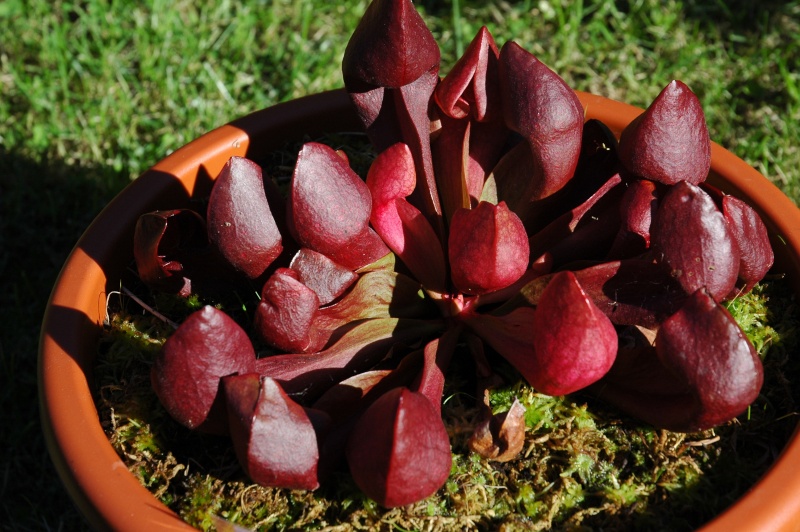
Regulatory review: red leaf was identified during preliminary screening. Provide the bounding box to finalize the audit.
[431,115,472,222]
[434,26,500,122]
[311,370,393,423]
[528,173,623,266]
[461,307,538,383]
[315,270,432,335]
[618,80,711,185]
[531,271,618,395]
[151,306,256,434]
[343,0,443,226]
[592,289,763,432]
[449,201,530,295]
[498,118,619,232]
[224,374,326,490]
[289,142,389,270]
[655,288,763,429]
[651,181,739,301]
[519,260,686,328]
[497,41,583,200]
[342,0,439,89]
[255,318,444,400]
[722,195,774,293]
[254,268,323,353]
[367,143,447,291]
[289,248,358,305]
[412,327,461,415]
[133,209,207,296]
[607,179,658,259]
[207,157,283,280]
[346,387,452,507]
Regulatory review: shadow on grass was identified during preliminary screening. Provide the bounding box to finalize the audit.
[0,145,130,530]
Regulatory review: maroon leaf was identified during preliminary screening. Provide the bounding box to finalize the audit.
[289,248,358,305]
[530,271,617,395]
[651,181,740,301]
[522,118,621,234]
[461,307,538,383]
[317,270,431,325]
[528,173,623,267]
[366,143,447,292]
[312,370,394,423]
[343,0,443,226]
[255,318,445,400]
[346,387,452,507]
[310,352,430,478]
[411,327,461,415]
[223,374,327,490]
[607,179,659,259]
[618,80,711,185]
[722,195,774,293]
[207,156,283,280]
[133,209,207,296]
[591,289,764,432]
[519,259,686,328]
[431,115,510,223]
[342,0,439,89]
[655,288,763,429]
[151,306,256,434]
[289,142,389,270]
[497,41,583,201]
[431,115,472,223]
[434,26,500,122]
[449,201,530,295]
[254,268,323,353]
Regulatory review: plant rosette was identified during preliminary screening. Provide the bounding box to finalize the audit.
[40,0,800,530]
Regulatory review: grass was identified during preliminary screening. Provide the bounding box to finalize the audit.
[1,0,799,529]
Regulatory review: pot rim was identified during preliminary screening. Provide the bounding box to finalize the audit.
[39,88,800,531]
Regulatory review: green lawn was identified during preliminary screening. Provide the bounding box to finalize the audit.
[1,0,798,529]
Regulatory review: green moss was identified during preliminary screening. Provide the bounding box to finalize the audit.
[96,267,800,530]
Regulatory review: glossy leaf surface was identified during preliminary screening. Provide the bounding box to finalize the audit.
[224,374,324,490]
[289,142,388,270]
[449,201,529,295]
[722,194,774,293]
[593,289,764,432]
[655,288,763,429]
[651,181,739,301]
[531,271,618,395]
[151,306,256,434]
[342,0,439,89]
[434,26,500,122]
[618,80,711,185]
[519,259,686,328]
[289,248,358,306]
[497,41,583,200]
[207,156,283,279]
[254,268,323,353]
[367,143,447,291]
[346,387,452,508]
[608,179,658,259]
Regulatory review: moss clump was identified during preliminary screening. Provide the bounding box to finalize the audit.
[95,277,800,531]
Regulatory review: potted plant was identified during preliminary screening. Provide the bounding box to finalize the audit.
[40,0,800,529]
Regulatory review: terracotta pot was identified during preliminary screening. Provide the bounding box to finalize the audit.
[39,89,800,531]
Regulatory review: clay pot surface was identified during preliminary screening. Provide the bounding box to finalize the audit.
[39,89,800,531]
